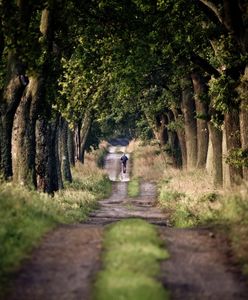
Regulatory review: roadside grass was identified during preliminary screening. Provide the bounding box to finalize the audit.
[0,158,111,296]
[158,167,248,274]
[95,146,109,168]
[128,140,248,276]
[128,177,140,197]
[94,219,170,300]
[127,140,167,182]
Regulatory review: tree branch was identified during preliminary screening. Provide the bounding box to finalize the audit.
[190,52,220,78]
[199,0,223,24]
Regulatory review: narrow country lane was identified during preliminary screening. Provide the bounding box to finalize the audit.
[88,145,167,225]
[7,143,167,300]
[7,143,248,300]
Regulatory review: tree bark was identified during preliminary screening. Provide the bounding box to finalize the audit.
[47,117,63,192]
[238,66,248,180]
[74,121,81,162]
[240,105,248,180]
[224,111,243,186]
[167,110,182,167]
[0,72,26,179]
[79,110,92,163]
[35,117,49,192]
[12,77,41,187]
[172,108,187,168]
[68,127,75,167]
[191,73,209,168]
[181,77,197,169]
[0,0,32,179]
[208,123,223,187]
[60,118,72,183]
[154,114,168,146]
[35,115,62,193]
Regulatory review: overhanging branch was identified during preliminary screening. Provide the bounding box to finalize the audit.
[199,0,223,24]
[190,52,220,77]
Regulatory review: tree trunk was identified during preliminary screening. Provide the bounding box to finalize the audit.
[191,73,209,168]
[224,111,243,186]
[181,77,197,169]
[47,117,63,192]
[12,77,41,187]
[0,0,32,179]
[238,67,248,180]
[79,110,92,163]
[155,114,168,146]
[68,128,75,167]
[60,118,72,182]
[172,108,187,168]
[208,123,223,187]
[74,121,81,162]
[240,105,248,180]
[143,111,168,146]
[167,110,182,167]
[35,117,50,192]
[0,72,26,179]
[35,115,62,193]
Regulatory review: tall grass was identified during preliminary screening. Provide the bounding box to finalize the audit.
[0,157,111,296]
[158,168,220,227]
[94,219,170,300]
[158,167,248,274]
[127,140,167,182]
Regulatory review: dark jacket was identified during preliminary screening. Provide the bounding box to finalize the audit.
[120,154,128,165]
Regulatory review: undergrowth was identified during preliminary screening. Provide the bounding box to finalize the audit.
[94,219,170,300]
[96,146,108,168]
[0,159,111,296]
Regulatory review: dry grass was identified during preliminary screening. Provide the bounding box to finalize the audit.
[128,140,168,182]
[162,167,220,199]
[127,139,248,274]
[158,166,248,274]
[74,153,108,178]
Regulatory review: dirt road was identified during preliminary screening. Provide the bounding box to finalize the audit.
[7,144,248,300]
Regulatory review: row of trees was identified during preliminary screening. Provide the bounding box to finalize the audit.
[0,0,247,192]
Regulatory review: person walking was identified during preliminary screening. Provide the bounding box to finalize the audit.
[120,153,128,173]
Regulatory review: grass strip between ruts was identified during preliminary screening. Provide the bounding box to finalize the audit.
[94,218,170,300]
[127,177,140,198]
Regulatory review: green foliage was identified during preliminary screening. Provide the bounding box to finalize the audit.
[158,185,221,228]
[159,189,185,202]
[226,148,248,168]
[94,219,169,300]
[209,75,239,112]
[128,177,140,197]
[96,147,109,168]
[166,117,184,132]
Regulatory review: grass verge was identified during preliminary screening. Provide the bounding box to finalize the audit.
[94,219,170,300]
[157,168,248,275]
[128,177,140,197]
[127,140,167,182]
[0,160,111,296]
